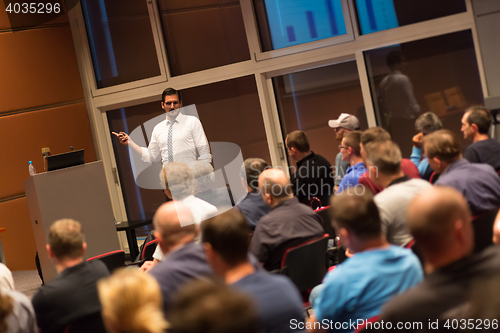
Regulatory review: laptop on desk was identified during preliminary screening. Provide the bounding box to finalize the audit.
[47,149,85,171]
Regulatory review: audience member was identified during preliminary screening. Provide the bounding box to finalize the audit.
[236,158,270,230]
[32,219,109,333]
[148,162,218,266]
[169,280,260,333]
[191,160,232,209]
[249,168,324,271]
[148,201,212,315]
[98,269,168,333]
[202,208,305,333]
[410,112,443,181]
[0,287,37,333]
[328,113,360,189]
[0,264,14,291]
[381,187,500,331]
[365,140,431,246]
[358,127,419,194]
[287,130,335,207]
[337,131,367,193]
[461,106,500,172]
[423,129,500,215]
[307,191,422,333]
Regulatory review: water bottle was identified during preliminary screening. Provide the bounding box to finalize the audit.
[28,161,37,176]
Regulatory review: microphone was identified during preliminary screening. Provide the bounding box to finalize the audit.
[70,146,74,151]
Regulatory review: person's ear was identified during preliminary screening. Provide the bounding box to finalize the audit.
[81,242,87,256]
[154,230,165,253]
[203,243,214,261]
[339,227,350,247]
[471,123,479,133]
[164,189,172,200]
[264,193,272,206]
[46,244,53,259]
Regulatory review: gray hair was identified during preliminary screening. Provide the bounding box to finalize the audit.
[415,112,443,134]
[240,158,268,191]
[365,140,402,176]
[189,161,214,193]
[161,162,195,200]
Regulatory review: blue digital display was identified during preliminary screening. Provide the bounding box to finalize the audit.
[355,0,399,34]
[264,0,347,50]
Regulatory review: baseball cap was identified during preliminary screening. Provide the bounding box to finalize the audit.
[328,113,360,131]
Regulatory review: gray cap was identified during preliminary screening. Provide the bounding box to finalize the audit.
[328,113,360,131]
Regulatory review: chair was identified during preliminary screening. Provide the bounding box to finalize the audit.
[309,197,322,210]
[142,239,158,261]
[315,206,335,240]
[279,234,329,294]
[87,250,125,273]
[472,208,500,253]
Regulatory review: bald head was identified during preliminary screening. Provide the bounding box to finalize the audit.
[407,186,472,256]
[258,168,293,201]
[153,201,196,252]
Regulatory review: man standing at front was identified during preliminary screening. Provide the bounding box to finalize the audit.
[113,87,212,165]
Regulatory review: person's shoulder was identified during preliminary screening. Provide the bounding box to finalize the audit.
[313,153,332,165]
[381,283,431,322]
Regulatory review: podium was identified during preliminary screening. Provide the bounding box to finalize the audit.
[24,161,120,282]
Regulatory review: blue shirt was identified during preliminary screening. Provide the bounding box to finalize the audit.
[337,162,367,193]
[314,246,423,333]
[410,147,433,181]
[237,191,270,230]
[435,158,500,216]
[232,271,305,333]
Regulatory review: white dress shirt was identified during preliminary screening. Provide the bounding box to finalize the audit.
[141,113,212,164]
[152,195,218,261]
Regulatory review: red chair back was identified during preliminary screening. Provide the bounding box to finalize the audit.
[142,239,158,261]
[87,250,125,273]
[280,234,329,292]
[315,206,335,240]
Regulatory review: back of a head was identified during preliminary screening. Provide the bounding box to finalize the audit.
[360,127,391,146]
[407,187,471,254]
[189,161,215,193]
[153,202,196,248]
[343,130,362,156]
[48,219,85,260]
[259,168,293,200]
[415,112,443,134]
[169,280,260,333]
[330,191,381,241]
[364,140,402,176]
[466,106,492,135]
[286,130,310,153]
[163,162,195,200]
[423,129,461,163]
[386,51,403,68]
[201,208,249,267]
[240,158,269,192]
[98,269,167,333]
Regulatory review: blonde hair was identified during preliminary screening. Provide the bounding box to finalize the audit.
[98,269,168,333]
[48,219,85,260]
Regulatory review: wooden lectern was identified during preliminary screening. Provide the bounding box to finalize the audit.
[24,161,120,282]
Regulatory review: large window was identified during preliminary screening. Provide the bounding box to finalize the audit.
[254,0,348,52]
[81,0,161,88]
[354,0,466,35]
[158,0,251,76]
[107,76,270,220]
[364,30,483,157]
[273,61,368,168]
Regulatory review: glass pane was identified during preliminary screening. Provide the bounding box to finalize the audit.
[355,0,466,35]
[273,61,368,174]
[107,76,270,221]
[254,0,347,52]
[81,0,161,88]
[364,30,483,158]
[157,0,250,76]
